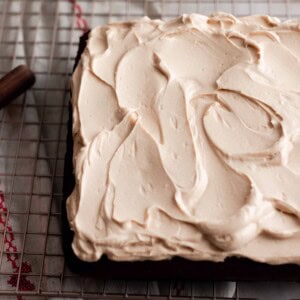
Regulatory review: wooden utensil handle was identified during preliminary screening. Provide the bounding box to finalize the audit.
[0,65,35,109]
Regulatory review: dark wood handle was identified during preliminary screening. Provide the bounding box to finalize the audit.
[0,65,35,109]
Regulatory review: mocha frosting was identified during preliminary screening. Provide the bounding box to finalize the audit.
[67,13,300,263]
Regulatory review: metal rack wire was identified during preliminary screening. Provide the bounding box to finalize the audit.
[0,0,300,299]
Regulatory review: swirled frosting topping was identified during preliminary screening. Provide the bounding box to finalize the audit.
[67,13,300,263]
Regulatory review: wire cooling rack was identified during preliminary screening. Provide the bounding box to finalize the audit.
[1,0,300,299]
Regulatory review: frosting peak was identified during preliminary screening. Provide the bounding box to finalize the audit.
[67,13,300,264]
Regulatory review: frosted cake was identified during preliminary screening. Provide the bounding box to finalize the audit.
[67,13,300,264]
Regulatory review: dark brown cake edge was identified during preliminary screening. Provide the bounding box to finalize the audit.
[62,31,300,280]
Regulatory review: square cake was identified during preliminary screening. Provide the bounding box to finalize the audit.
[67,13,300,264]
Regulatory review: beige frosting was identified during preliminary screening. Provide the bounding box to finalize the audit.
[67,13,300,264]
